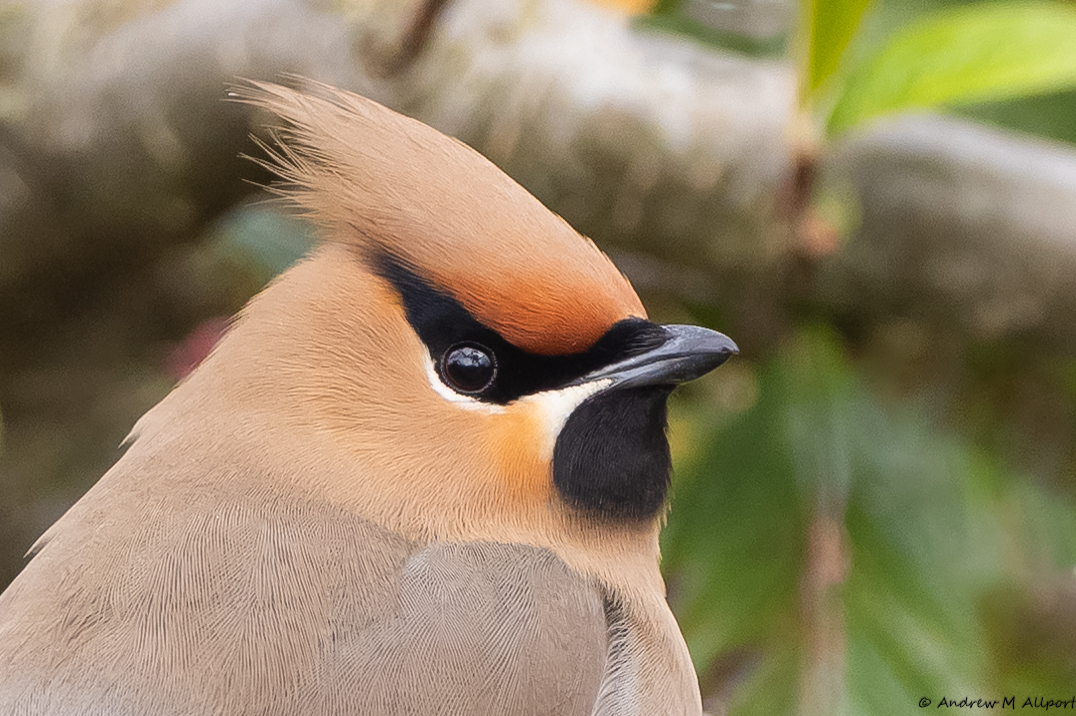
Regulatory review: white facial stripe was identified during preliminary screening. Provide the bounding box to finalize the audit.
[519,379,612,460]
[423,355,507,414]
[423,352,611,452]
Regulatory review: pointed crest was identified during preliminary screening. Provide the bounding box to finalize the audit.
[232,79,644,355]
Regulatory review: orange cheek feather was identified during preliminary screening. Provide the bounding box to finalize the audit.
[486,407,556,505]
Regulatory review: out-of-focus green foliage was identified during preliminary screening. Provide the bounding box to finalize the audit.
[664,330,1076,713]
[800,0,872,95]
[827,1,1076,134]
[640,0,788,56]
[635,11,786,57]
[645,0,1076,140]
[662,354,806,714]
[959,88,1076,146]
[829,0,1076,146]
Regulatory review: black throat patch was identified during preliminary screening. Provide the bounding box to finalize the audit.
[552,386,673,521]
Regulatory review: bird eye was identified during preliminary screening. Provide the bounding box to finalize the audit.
[440,343,497,394]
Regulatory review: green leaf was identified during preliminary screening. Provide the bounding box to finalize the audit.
[828,1,1076,135]
[804,0,873,96]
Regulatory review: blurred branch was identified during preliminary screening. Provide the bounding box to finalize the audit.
[0,0,796,297]
[820,114,1076,357]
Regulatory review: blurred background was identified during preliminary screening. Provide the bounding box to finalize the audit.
[2,0,1076,712]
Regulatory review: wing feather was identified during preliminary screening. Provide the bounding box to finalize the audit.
[0,489,607,715]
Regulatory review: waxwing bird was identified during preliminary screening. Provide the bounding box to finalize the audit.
[0,81,737,716]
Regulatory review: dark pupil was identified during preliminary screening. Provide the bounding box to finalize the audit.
[442,345,496,394]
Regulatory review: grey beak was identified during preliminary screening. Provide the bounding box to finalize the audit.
[575,324,738,390]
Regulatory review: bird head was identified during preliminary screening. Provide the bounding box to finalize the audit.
[135,81,736,552]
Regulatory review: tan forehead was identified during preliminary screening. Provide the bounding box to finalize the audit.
[238,80,645,354]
